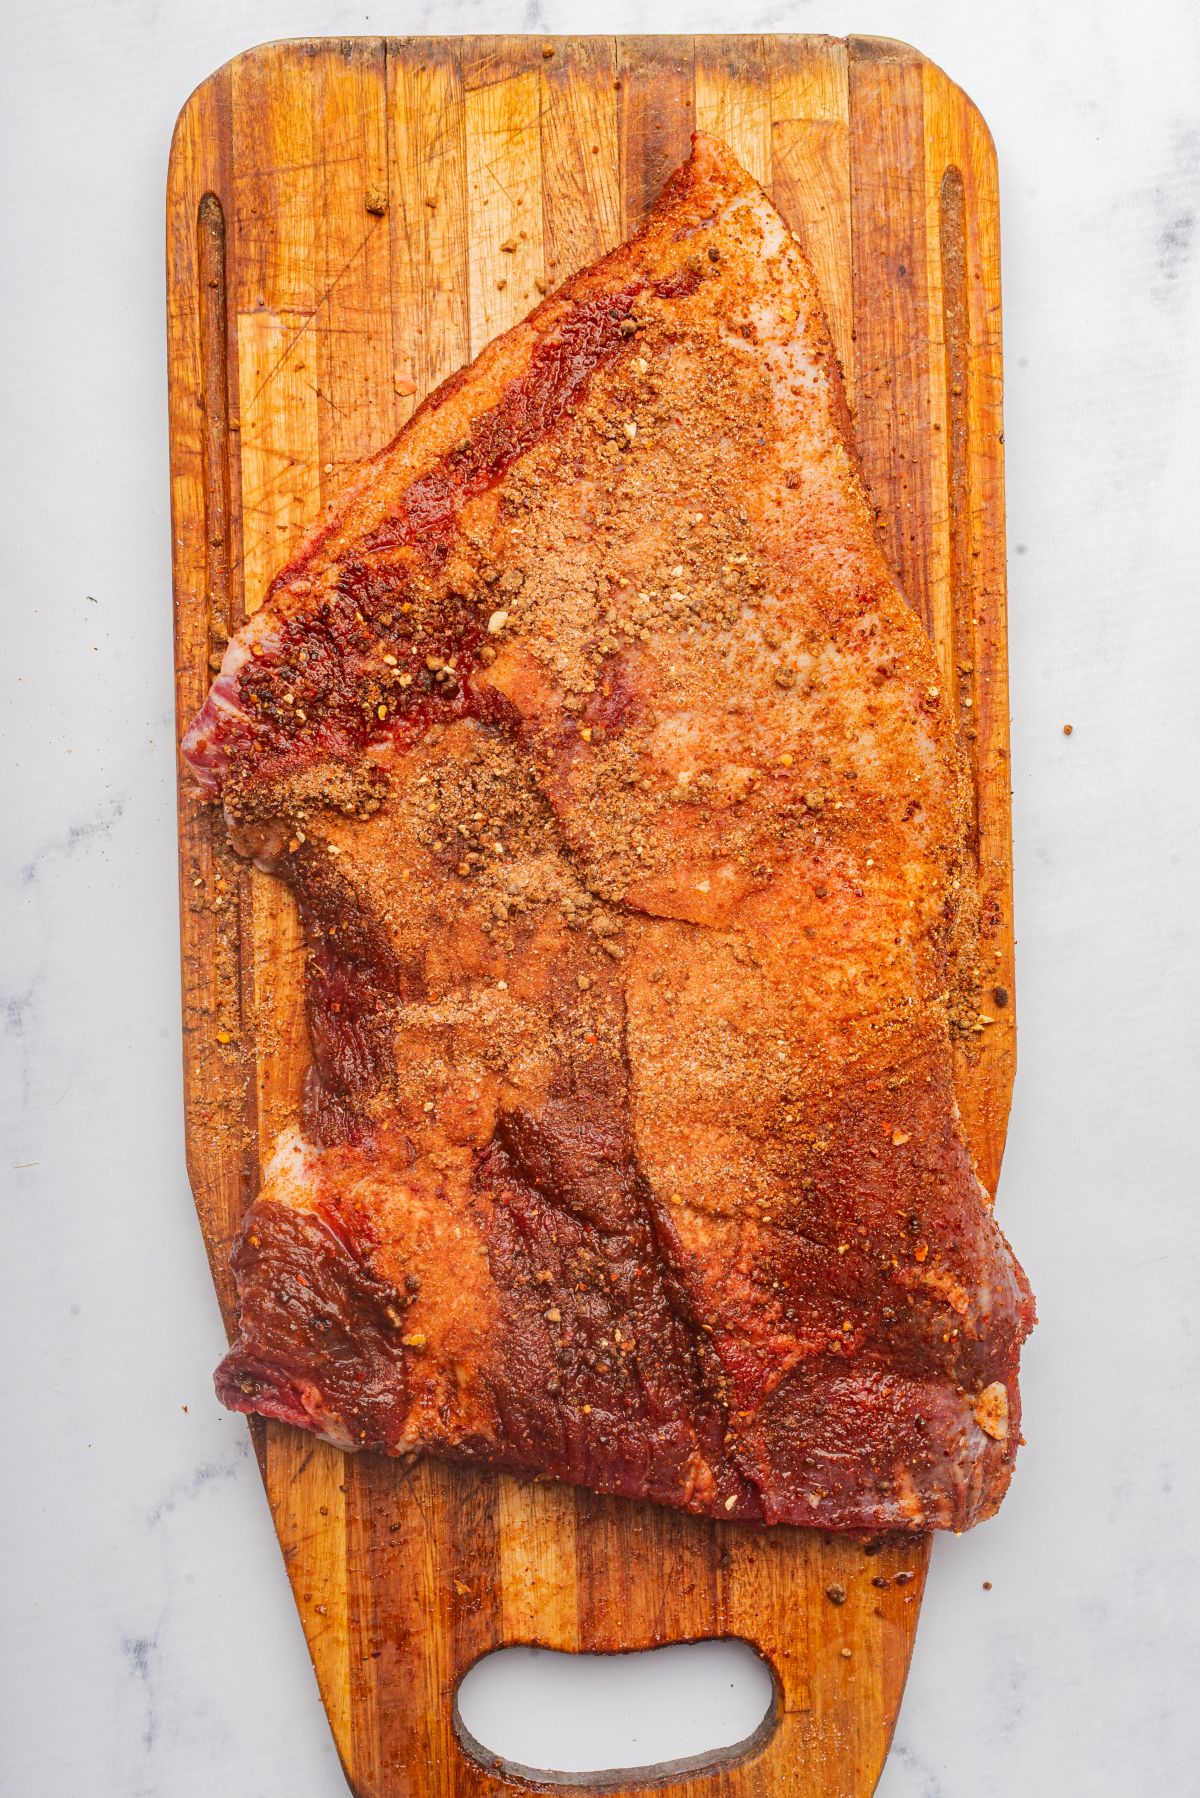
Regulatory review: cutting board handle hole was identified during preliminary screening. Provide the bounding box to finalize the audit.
[453,1639,778,1790]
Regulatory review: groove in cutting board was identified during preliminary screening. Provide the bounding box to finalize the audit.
[169,35,1013,1797]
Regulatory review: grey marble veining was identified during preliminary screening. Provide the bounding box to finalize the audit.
[2,0,1198,1793]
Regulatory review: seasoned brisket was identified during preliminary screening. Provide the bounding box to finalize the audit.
[183,134,1034,1531]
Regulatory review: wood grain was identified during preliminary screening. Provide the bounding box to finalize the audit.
[168,35,1013,1797]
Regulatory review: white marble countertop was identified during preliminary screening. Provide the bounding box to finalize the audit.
[3,0,1198,1791]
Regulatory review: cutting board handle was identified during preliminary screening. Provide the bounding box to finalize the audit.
[450,1638,780,1793]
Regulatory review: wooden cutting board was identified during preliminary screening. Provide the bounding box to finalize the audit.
[169,33,1014,1797]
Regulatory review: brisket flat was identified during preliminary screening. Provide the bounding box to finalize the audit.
[183,134,1034,1531]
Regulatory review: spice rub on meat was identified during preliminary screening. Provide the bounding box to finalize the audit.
[183,134,1035,1532]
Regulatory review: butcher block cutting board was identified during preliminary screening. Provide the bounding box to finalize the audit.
[169,34,1014,1798]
